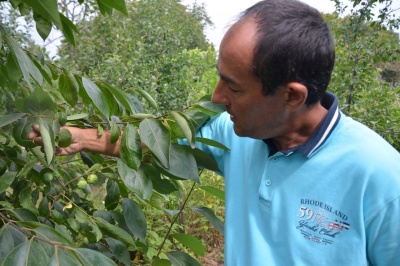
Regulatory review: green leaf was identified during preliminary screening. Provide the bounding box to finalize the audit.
[30,146,48,167]
[191,206,224,234]
[120,124,141,170]
[30,54,53,85]
[170,111,195,148]
[11,208,38,222]
[34,226,76,246]
[25,88,57,116]
[4,36,43,85]
[139,119,170,168]
[95,217,136,249]
[39,118,55,165]
[153,259,172,266]
[154,144,199,183]
[117,160,152,200]
[0,172,15,195]
[183,110,210,130]
[144,164,178,195]
[81,77,108,117]
[196,137,230,151]
[99,0,128,15]
[33,12,52,40]
[2,224,27,246]
[104,238,130,266]
[2,240,52,265]
[199,186,225,201]
[82,77,116,119]
[171,234,205,256]
[16,158,37,178]
[60,13,77,46]
[122,198,147,243]
[22,0,62,29]
[0,226,15,262]
[190,148,221,173]
[67,113,89,120]
[0,113,25,127]
[166,251,201,266]
[19,187,37,212]
[198,101,226,114]
[6,52,23,82]
[135,88,158,111]
[75,248,118,266]
[99,82,136,114]
[38,197,50,217]
[96,0,113,16]
[48,249,81,266]
[75,208,103,242]
[105,179,120,210]
[110,121,120,144]
[59,73,78,106]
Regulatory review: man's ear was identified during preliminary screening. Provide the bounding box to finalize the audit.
[284,82,308,110]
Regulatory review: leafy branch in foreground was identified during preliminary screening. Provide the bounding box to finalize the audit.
[0,0,224,265]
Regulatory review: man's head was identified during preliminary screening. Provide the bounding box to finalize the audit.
[239,0,335,105]
[212,0,334,142]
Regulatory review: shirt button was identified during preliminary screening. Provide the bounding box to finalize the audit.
[272,157,279,162]
[266,180,272,186]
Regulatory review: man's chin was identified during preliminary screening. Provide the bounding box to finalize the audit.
[233,126,247,137]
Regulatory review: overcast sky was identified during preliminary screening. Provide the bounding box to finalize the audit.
[181,0,337,48]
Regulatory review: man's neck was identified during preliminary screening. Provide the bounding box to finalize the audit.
[272,103,328,151]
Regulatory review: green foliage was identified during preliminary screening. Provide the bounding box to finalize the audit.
[326,0,400,150]
[57,0,217,114]
[0,0,223,265]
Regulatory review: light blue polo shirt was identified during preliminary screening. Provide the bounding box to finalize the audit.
[193,93,400,265]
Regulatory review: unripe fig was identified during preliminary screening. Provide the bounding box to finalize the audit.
[58,113,67,126]
[43,172,54,182]
[58,128,72,148]
[87,174,98,184]
[77,180,88,189]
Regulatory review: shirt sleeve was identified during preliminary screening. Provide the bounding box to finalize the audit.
[366,195,400,266]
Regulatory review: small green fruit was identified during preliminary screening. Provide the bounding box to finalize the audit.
[87,174,98,184]
[77,180,88,189]
[58,128,72,148]
[58,113,67,126]
[43,172,54,182]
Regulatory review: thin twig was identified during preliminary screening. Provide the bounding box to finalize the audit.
[156,171,203,257]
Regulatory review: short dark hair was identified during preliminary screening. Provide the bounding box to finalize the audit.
[239,0,335,105]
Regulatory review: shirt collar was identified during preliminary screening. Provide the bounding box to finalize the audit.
[264,92,341,157]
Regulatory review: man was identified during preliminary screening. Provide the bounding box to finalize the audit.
[31,0,400,265]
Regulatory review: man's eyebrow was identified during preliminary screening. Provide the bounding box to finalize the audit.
[215,64,236,84]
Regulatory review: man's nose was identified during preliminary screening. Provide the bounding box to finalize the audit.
[211,80,229,105]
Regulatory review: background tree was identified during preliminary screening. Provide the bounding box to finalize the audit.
[327,0,400,149]
[57,0,217,114]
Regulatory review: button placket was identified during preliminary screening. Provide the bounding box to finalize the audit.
[259,155,281,206]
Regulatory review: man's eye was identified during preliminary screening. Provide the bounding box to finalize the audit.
[228,85,239,93]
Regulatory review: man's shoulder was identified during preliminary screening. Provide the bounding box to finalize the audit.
[336,115,398,155]
[329,114,400,173]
